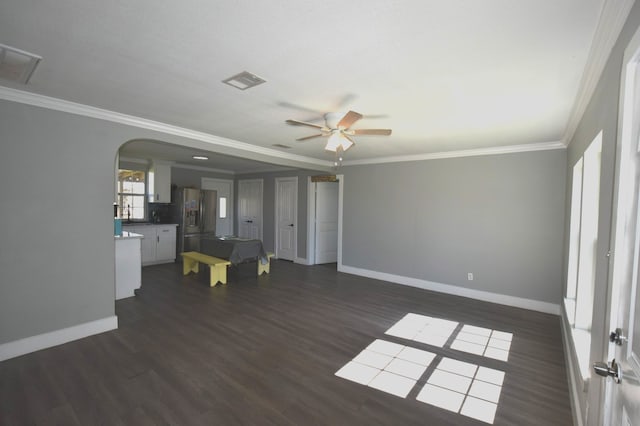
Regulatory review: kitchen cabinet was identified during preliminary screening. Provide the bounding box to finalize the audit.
[155,225,177,261]
[124,224,177,265]
[148,161,172,203]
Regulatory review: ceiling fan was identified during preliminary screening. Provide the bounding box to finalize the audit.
[285,110,391,152]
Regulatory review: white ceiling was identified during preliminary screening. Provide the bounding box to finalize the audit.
[0,0,608,169]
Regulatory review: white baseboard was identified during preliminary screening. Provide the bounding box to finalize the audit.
[338,264,561,315]
[0,315,118,362]
[294,257,311,265]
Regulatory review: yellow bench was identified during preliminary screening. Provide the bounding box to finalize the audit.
[181,251,231,287]
[258,252,275,276]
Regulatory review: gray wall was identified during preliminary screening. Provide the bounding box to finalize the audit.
[562,3,640,424]
[342,149,567,304]
[0,99,269,345]
[0,101,124,343]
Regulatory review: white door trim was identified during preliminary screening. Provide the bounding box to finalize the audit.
[306,174,344,267]
[274,176,298,260]
[307,177,316,265]
[336,174,344,269]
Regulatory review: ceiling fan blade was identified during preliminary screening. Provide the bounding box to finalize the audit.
[278,101,325,115]
[337,110,363,129]
[352,129,392,136]
[296,133,325,141]
[285,119,326,130]
[334,93,358,109]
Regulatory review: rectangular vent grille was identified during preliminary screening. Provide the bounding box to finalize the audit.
[0,44,41,84]
[222,71,266,90]
[272,144,292,149]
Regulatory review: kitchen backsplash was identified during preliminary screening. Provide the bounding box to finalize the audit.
[148,203,173,223]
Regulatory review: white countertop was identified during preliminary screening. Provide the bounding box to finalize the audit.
[115,231,144,240]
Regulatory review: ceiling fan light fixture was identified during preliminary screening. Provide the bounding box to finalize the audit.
[340,137,354,152]
[325,132,354,152]
[324,132,344,152]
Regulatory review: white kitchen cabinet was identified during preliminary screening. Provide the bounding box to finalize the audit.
[155,225,177,262]
[148,161,172,203]
[123,224,177,265]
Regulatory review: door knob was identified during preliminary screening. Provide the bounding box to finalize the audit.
[288,224,294,227]
[609,328,627,346]
[593,359,621,383]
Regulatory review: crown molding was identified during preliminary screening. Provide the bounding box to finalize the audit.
[235,166,299,176]
[0,86,566,168]
[563,0,635,146]
[119,157,292,176]
[171,162,235,175]
[342,140,566,166]
[0,86,333,170]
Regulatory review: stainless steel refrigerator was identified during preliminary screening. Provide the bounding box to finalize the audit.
[173,187,217,258]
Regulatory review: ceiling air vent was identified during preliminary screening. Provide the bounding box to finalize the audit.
[0,44,42,84]
[222,71,266,90]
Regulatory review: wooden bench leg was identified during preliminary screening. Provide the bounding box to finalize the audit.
[183,257,199,275]
[257,258,271,276]
[209,264,228,287]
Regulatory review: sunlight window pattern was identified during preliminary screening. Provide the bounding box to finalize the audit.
[385,313,458,347]
[417,357,505,424]
[336,314,512,423]
[450,325,513,361]
[335,339,436,398]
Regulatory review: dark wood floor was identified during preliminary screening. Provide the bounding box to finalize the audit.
[0,261,573,425]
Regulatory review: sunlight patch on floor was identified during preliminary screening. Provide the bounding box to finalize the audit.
[336,313,513,423]
[417,357,505,424]
[335,339,436,398]
[451,325,513,361]
[384,313,459,348]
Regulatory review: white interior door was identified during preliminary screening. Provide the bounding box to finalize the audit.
[315,181,339,264]
[275,177,297,261]
[602,27,640,426]
[238,179,263,240]
[202,178,233,236]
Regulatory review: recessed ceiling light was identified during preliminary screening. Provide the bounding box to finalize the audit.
[192,155,209,160]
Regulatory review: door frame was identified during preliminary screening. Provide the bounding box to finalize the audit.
[201,177,234,236]
[306,174,344,266]
[274,176,298,261]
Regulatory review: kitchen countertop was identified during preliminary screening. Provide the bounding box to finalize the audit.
[115,231,144,240]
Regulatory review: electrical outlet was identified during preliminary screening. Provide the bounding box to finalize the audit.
[467,273,473,281]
